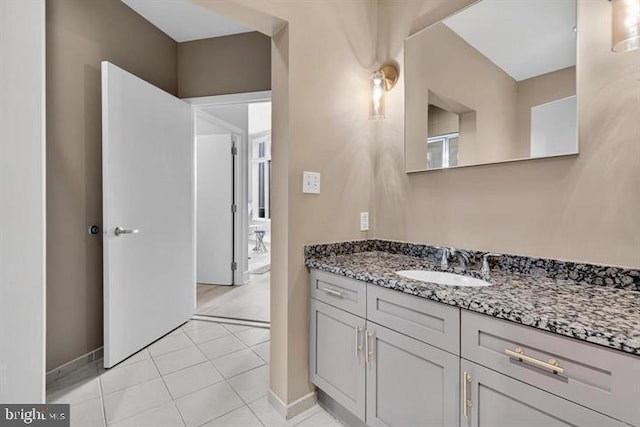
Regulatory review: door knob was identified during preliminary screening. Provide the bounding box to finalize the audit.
[114,227,139,237]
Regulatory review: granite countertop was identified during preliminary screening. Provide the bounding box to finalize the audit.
[305,250,640,356]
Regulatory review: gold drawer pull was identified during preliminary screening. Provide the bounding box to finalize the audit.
[321,287,344,298]
[505,347,565,375]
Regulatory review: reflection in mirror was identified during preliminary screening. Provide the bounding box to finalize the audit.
[405,0,578,172]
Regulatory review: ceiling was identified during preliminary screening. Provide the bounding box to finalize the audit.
[443,0,577,82]
[121,0,252,42]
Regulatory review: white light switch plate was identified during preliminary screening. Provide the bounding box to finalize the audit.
[360,212,369,231]
[302,171,321,194]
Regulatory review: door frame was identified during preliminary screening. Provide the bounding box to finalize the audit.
[186,91,272,286]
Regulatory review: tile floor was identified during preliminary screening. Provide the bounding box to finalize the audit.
[47,320,344,427]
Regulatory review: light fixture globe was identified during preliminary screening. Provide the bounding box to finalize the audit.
[612,0,640,52]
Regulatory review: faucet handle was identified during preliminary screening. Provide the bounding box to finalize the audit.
[481,253,501,276]
[438,247,450,269]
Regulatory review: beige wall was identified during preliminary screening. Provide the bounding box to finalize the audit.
[514,66,577,157]
[196,0,379,407]
[405,24,518,171]
[376,0,640,269]
[177,31,271,98]
[427,105,459,137]
[46,0,177,370]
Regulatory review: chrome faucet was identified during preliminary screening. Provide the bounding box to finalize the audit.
[481,253,501,279]
[450,248,471,270]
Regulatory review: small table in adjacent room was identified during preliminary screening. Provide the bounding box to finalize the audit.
[253,229,268,253]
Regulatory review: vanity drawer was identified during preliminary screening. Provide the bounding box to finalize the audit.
[310,269,366,317]
[367,284,460,355]
[461,311,640,426]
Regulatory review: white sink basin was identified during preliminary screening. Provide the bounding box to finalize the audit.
[395,270,492,287]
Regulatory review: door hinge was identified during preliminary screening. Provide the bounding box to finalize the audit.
[231,145,238,156]
[231,261,237,271]
[231,204,237,213]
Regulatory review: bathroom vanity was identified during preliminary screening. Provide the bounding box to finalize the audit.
[305,241,640,427]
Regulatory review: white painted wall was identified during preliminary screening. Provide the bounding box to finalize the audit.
[530,95,578,157]
[0,0,46,403]
[248,102,272,135]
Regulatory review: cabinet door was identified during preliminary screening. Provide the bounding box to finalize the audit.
[309,299,366,421]
[460,360,626,427]
[366,322,459,427]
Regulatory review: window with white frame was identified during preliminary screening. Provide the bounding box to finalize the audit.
[426,132,459,169]
[251,133,271,220]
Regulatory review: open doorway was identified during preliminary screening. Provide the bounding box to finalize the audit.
[188,93,272,324]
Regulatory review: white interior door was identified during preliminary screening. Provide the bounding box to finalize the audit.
[196,134,234,285]
[102,61,194,368]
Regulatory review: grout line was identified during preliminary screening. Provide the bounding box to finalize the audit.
[148,350,188,427]
[96,367,108,427]
[182,324,250,427]
[244,398,267,427]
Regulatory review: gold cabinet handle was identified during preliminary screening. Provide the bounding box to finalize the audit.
[365,331,374,364]
[321,287,344,298]
[505,347,565,375]
[463,372,472,418]
[355,326,362,357]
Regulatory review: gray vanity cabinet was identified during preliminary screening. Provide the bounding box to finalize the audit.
[309,270,460,426]
[309,298,366,421]
[460,360,626,427]
[365,322,459,427]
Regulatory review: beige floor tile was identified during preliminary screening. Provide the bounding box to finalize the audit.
[203,405,263,427]
[183,323,230,344]
[234,328,270,347]
[197,335,247,361]
[153,346,206,376]
[163,362,223,399]
[48,376,101,406]
[148,333,194,358]
[181,320,221,333]
[102,378,172,424]
[109,401,184,427]
[211,348,266,379]
[250,342,269,364]
[118,348,151,367]
[222,323,253,334]
[294,410,344,427]
[196,273,270,322]
[174,382,244,427]
[227,365,269,403]
[100,358,159,395]
[70,396,106,427]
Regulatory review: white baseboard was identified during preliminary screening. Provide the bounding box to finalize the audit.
[268,389,317,420]
[46,347,103,385]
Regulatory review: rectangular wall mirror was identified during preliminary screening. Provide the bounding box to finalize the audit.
[404,0,578,173]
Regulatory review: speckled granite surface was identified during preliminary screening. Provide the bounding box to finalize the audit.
[304,242,640,356]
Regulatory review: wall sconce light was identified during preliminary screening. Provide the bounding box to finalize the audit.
[369,64,399,120]
[611,0,640,52]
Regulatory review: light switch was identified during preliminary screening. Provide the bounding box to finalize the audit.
[360,212,369,231]
[302,171,321,194]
